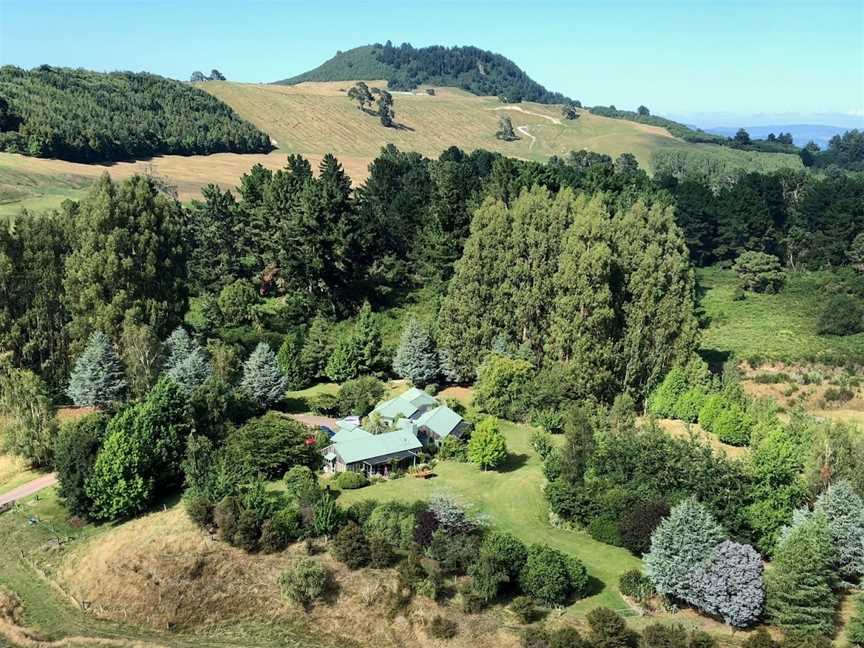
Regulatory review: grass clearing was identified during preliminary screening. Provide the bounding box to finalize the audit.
[200,81,788,175]
[698,266,864,364]
[338,420,640,616]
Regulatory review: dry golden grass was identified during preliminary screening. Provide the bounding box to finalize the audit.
[200,81,686,172]
[57,505,519,647]
[652,418,750,460]
[0,150,371,208]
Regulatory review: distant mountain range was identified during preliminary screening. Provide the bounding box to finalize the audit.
[704,124,851,149]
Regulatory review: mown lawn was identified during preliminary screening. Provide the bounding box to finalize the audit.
[698,266,864,364]
[337,421,640,616]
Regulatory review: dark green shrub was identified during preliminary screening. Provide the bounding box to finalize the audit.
[618,569,655,599]
[742,628,778,648]
[619,499,670,556]
[817,294,864,336]
[509,596,537,624]
[519,544,588,606]
[733,251,785,293]
[54,412,108,518]
[279,559,331,609]
[217,279,259,326]
[271,505,303,542]
[779,635,832,648]
[396,549,428,591]
[437,435,467,461]
[368,536,397,568]
[184,491,213,528]
[468,556,509,602]
[364,501,416,548]
[458,587,485,614]
[331,522,370,569]
[336,377,385,417]
[214,495,241,542]
[480,530,528,579]
[688,630,719,648]
[549,627,587,648]
[233,509,261,551]
[346,499,378,525]
[334,470,369,490]
[259,518,290,553]
[283,465,322,506]
[308,392,339,415]
[641,623,688,648]
[586,607,639,648]
[226,412,320,479]
[427,529,482,575]
[587,515,622,546]
[428,615,458,639]
[824,386,854,403]
[519,626,550,648]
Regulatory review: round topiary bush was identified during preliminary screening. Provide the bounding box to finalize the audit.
[279,559,332,609]
[618,568,655,599]
[331,522,371,569]
[334,470,369,490]
[713,403,752,446]
[519,544,588,606]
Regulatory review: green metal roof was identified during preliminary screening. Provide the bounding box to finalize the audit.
[373,396,417,420]
[331,427,373,443]
[332,430,422,465]
[415,405,463,438]
[372,387,439,420]
[401,387,439,410]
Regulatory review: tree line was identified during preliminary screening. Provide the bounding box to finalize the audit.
[372,41,572,104]
[0,65,271,162]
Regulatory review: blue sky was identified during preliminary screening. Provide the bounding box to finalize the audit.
[1,0,862,124]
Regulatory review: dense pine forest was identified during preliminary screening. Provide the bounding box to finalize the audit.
[278,42,570,103]
[0,66,272,162]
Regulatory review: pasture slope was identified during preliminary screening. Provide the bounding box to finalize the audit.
[1,80,801,217]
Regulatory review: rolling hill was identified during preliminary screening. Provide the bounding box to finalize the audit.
[276,42,570,104]
[0,80,803,217]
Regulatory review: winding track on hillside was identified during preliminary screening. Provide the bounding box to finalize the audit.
[516,125,536,150]
[491,104,562,125]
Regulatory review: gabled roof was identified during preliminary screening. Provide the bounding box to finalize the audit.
[331,427,373,443]
[401,387,439,410]
[332,430,422,465]
[373,396,418,420]
[415,405,464,438]
[373,387,439,420]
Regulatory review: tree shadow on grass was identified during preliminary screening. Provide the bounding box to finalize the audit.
[497,453,529,474]
[698,348,731,374]
[580,575,606,599]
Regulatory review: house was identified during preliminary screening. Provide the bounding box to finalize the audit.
[321,387,471,475]
[372,386,470,447]
[372,387,439,423]
[323,428,422,476]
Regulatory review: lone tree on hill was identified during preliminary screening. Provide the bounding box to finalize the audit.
[734,128,752,146]
[347,82,374,111]
[209,69,226,81]
[67,331,127,407]
[372,88,395,127]
[637,105,650,116]
[561,103,580,120]
[496,114,519,141]
[190,71,206,83]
